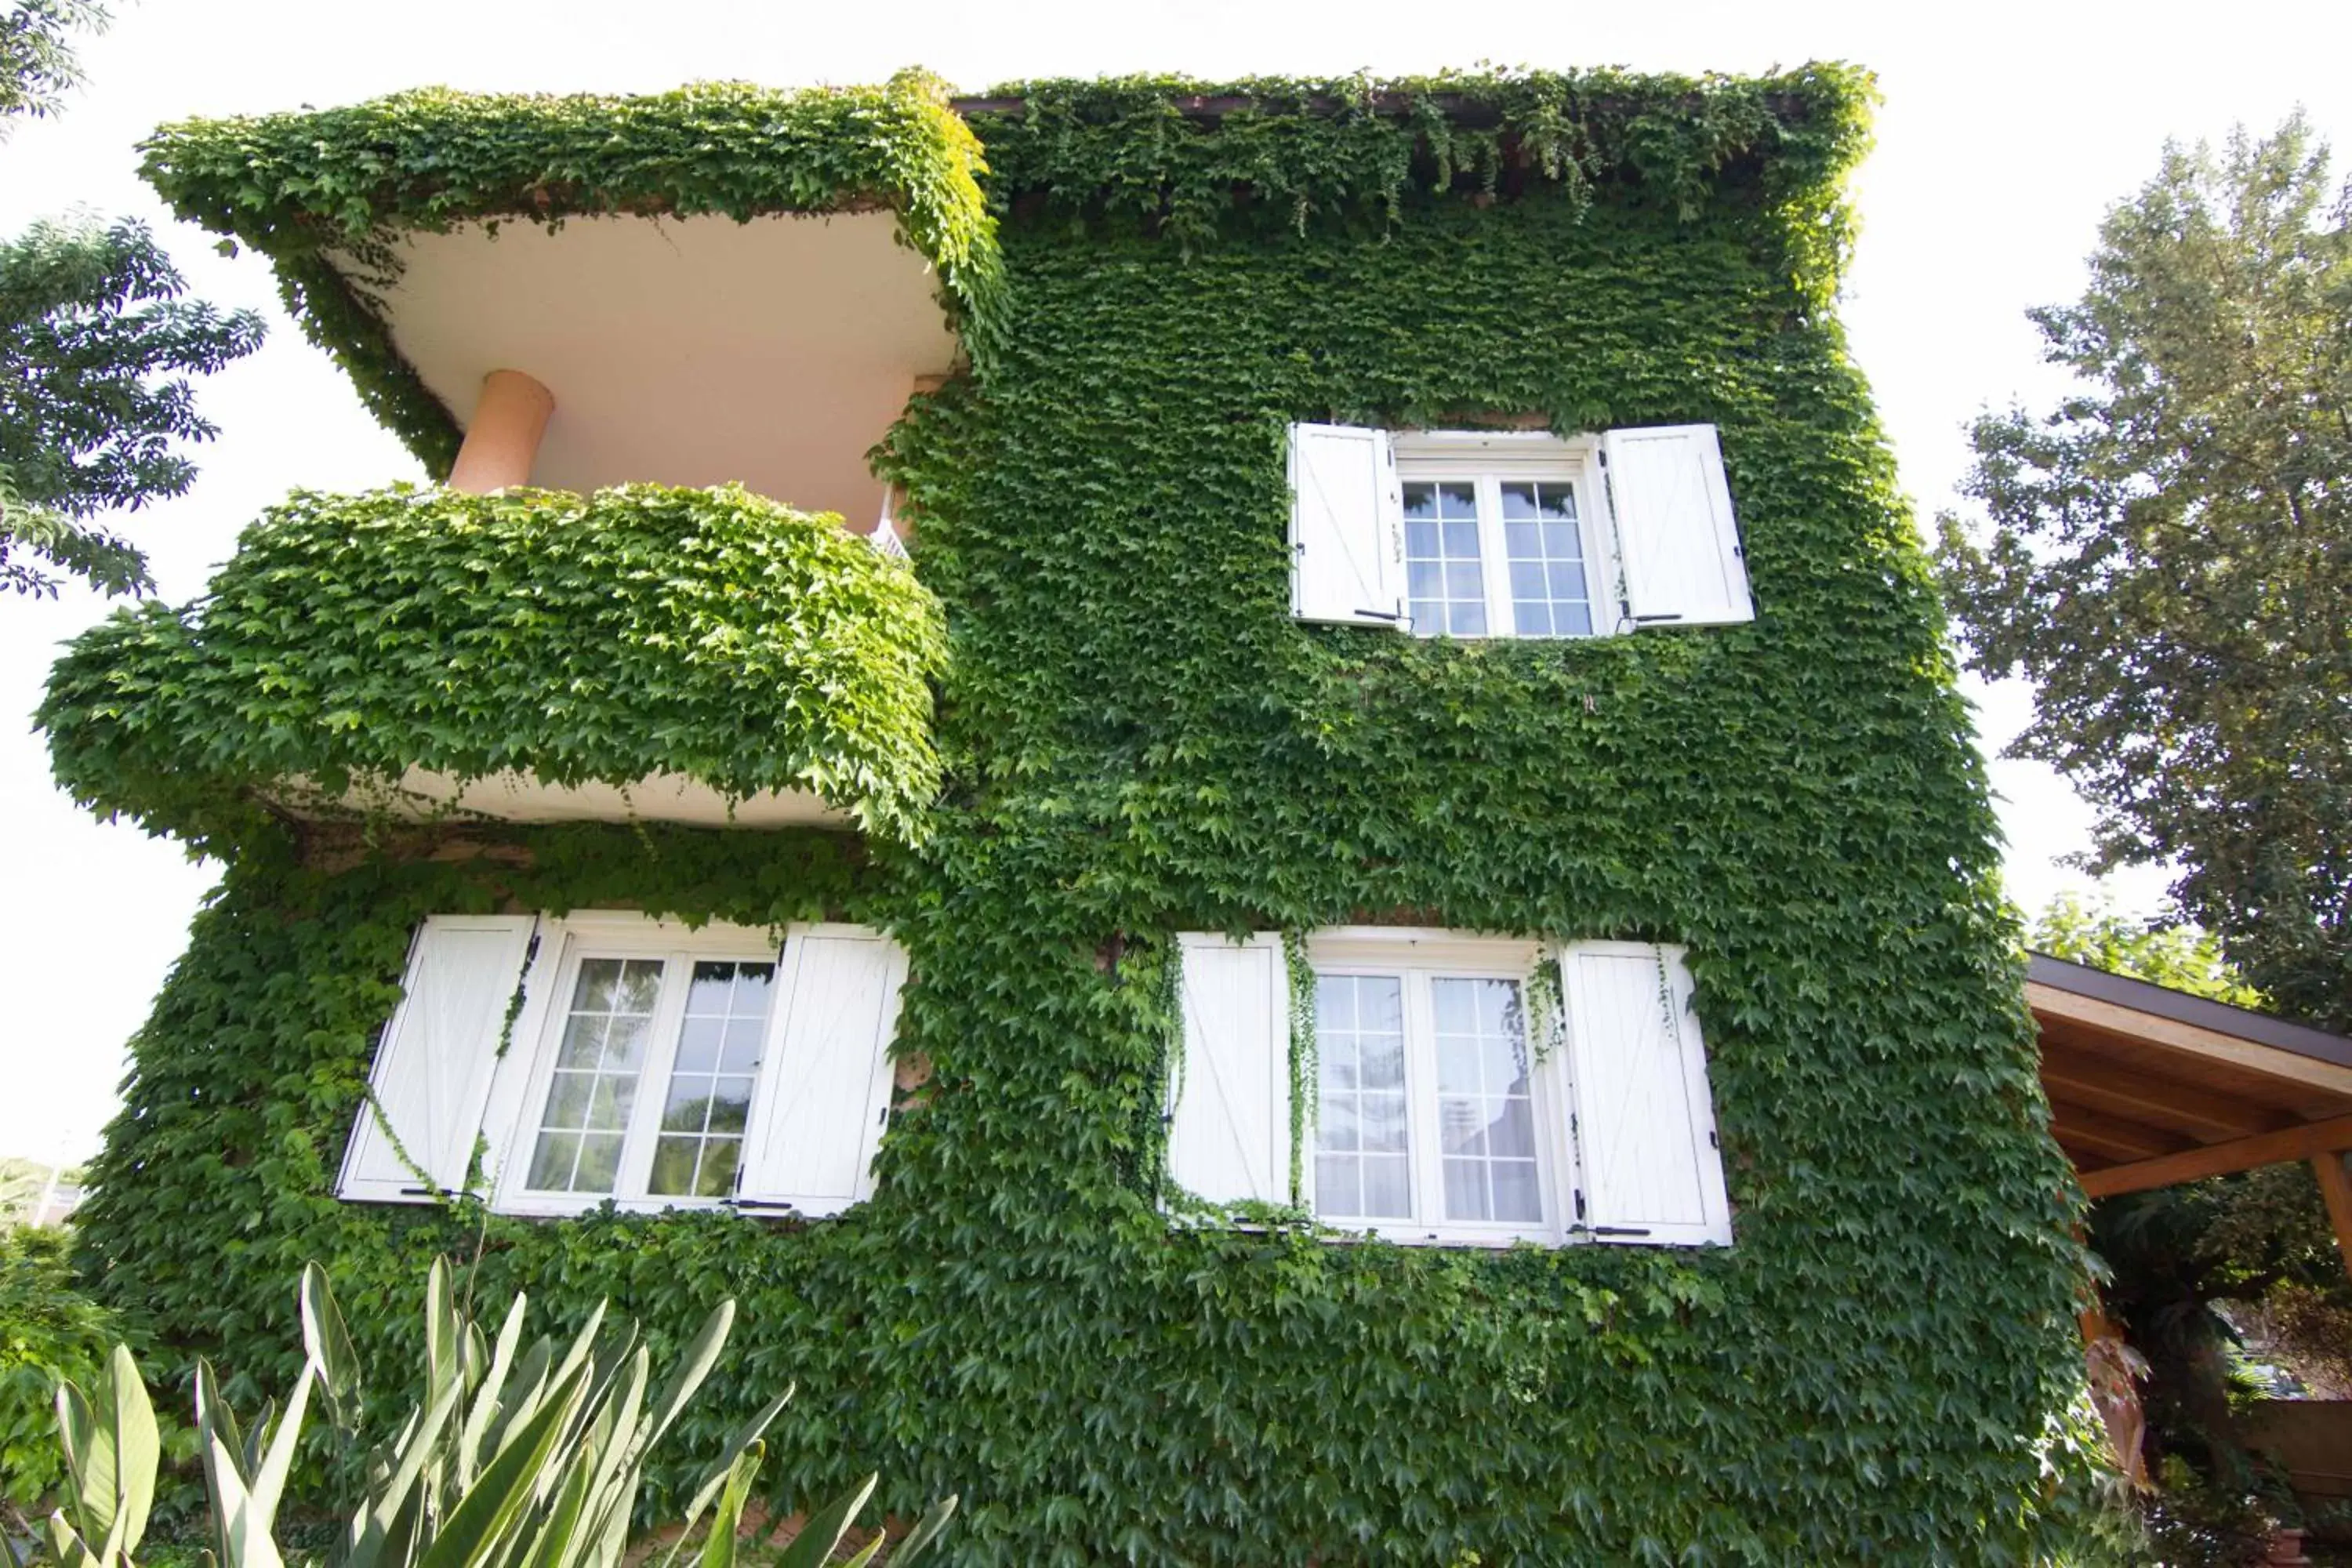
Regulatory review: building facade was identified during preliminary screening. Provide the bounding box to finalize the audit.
[43,67,2114,1562]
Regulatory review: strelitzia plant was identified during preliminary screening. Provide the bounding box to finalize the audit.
[42,1260,951,1568]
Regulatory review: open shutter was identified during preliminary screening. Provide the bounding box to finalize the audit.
[1601,423,1752,626]
[1288,423,1405,627]
[870,486,909,561]
[339,915,535,1203]
[1559,942,1732,1246]
[736,927,906,1218]
[1168,933,1291,1206]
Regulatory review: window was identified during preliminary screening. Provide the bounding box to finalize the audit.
[1287,422,1753,635]
[1305,933,1559,1243]
[1399,462,1599,639]
[1167,928,1733,1248]
[338,913,906,1221]
[521,953,774,1202]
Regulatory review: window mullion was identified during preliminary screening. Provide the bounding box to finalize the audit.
[1404,970,1443,1233]
[1478,474,1513,637]
[615,953,691,1203]
[501,934,577,1210]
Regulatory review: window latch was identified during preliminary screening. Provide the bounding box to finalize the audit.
[1355,608,1403,622]
[729,1199,797,1214]
[1573,1189,1586,1221]
[1592,1225,1652,1238]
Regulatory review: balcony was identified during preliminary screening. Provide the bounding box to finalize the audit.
[140,71,1002,527]
[40,484,946,848]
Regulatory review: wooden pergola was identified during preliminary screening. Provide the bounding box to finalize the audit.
[2032,953,2352,1265]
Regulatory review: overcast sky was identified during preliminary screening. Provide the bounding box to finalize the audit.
[3,0,2343,1169]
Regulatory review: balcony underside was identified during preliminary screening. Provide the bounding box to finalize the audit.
[356,210,958,523]
[278,768,849,829]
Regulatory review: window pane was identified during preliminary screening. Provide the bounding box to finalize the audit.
[1445,1158,1489,1221]
[527,957,664,1193]
[1504,480,1592,639]
[1432,977,1540,1225]
[573,1134,623,1193]
[1403,477,1487,638]
[673,1016,723,1074]
[1315,975,1410,1221]
[1361,1156,1412,1218]
[646,959,775,1198]
[1492,1160,1542,1222]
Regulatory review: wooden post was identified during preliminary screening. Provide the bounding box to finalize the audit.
[2310,1151,2352,1283]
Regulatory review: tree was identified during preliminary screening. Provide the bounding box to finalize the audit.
[0,2,263,599]
[2033,891,2263,1007]
[0,218,264,595]
[1938,117,2352,1031]
[0,1,105,129]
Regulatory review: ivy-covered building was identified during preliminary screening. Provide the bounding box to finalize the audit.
[42,66,2115,1561]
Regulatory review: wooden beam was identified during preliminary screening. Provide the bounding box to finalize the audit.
[2030,982,2352,1098]
[2313,1152,2352,1285]
[2079,1112,2352,1199]
[2041,1047,2289,1140]
[2049,1101,2192,1162]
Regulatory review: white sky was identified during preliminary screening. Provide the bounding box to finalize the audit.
[3,0,2344,1168]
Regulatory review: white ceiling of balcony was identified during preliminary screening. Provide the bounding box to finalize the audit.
[360,211,959,527]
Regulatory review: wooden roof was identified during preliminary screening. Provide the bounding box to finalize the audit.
[2031,953,2352,1199]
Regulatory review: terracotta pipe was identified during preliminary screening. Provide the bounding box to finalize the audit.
[446,369,555,493]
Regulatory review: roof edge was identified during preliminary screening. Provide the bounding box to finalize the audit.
[2027,950,2352,1069]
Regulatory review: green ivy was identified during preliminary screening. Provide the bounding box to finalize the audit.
[39,483,946,848]
[48,68,2129,1563]
[136,69,1003,475]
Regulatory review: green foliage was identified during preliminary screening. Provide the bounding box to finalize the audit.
[38,1258,953,1568]
[0,214,265,597]
[136,71,1001,477]
[971,65,1875,304]
[55,71,2129,1562]
[0,0,104,130]
[2031,894,2264,1008]
[2,1229,147,1518]
[39,484,946,848]
[1936,117,2352,1030]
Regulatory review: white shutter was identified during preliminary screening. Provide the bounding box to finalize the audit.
[1601,423,1753,626]
[737,927,906,1217]
[338,915,536,1203]
[870,486,909,561]
[1288,423,1406,627]
[1168,933,1291,1206]
[1559,942,1732,1246]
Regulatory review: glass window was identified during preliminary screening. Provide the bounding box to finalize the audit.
[522,949,777,1203]
[1311,963,1548,1238]
[1500,481,1593,637]
[1395,460,1598,639]
[648,961,774,1198]
[1314,975,1412,1219]
[1432,978,1538,1222]
[528,957,662,1193]
[1403,481,1487,636]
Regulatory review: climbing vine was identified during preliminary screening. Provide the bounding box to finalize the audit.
[44,67,2124,1564]
[40,483,946,848]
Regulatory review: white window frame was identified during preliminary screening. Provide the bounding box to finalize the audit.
[1390,431,1623,641]
[484,913,845,1218]
[1302,928,1574,1248]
